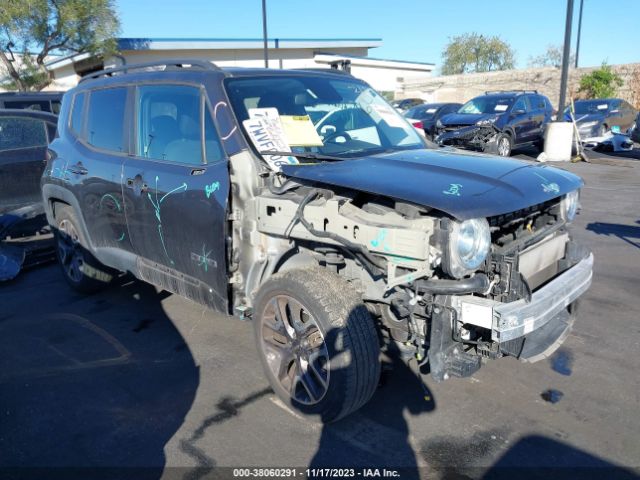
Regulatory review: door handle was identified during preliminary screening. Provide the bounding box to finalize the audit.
[126,177,149,192]
[67,163,88,175]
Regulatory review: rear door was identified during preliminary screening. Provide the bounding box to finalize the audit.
[122,83,229,311]
[529,95,548,141]
[73,87,134,252]
[510,96,532,143]
[0,115,49,214]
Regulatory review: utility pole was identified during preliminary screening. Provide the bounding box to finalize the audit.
[558,0,574,115]
[575,0,584,68]
[262,0,269,68]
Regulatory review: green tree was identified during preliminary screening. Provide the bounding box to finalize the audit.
[441,33,515,75]
[578,63,624,99]
[528,44,575,69]
[0,0,120,91]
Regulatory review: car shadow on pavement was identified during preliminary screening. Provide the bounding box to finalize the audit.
[0,271,200,480]
[309,345,436,480]
[482,435,640,480]
[586,220,640,250]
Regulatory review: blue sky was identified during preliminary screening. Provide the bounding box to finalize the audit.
[115,0,639,71]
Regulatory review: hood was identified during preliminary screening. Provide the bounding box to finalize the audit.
[280,149,583,220]
[440,113,500,126]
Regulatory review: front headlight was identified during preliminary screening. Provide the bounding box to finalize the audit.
[444,218,491,278]
[476,117,498,126]
[561,190,580,222]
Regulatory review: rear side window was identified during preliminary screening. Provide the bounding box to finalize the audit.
[136,85,203,165]
[70,92,86,136]
[87,88,127,152]
[0,117,47,150]
[532,95,546,110]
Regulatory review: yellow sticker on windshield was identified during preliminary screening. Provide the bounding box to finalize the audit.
[280,115,324,146]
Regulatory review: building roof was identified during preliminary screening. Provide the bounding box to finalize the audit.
[117,37,383,51]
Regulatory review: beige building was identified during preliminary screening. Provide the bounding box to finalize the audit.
[43,37,434,93]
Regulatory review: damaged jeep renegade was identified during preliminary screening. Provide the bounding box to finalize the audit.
[42,60,593,422]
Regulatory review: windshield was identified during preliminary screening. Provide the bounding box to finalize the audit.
[224,75,424,159]
[567,100,612,115]
[459,96,514,114]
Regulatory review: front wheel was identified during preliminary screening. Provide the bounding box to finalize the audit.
[253,268,381,423]
[496,133,512,157]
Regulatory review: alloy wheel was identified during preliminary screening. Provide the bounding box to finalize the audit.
[57,219,85,283]
[259,295,330,405]
[498,137,510,156]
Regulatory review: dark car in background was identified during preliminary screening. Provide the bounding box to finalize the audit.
[0,92,63,114]
[391,97,424,112]
[403,102,462,140]
[0,109,58,217]
[435,90,554,157]
[564,98,637,139]
[631,112,640,143]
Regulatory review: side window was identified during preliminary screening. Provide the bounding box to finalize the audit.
[0,117,47,151]
[137,85,203,165]
[86,87,127,152]
[70,92,86,136]
[513,96,529,113]
[204,106,224,163]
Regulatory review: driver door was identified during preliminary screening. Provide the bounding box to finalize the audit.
[122,84,229,311]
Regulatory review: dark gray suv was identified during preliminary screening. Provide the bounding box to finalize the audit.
[42,60,592,422]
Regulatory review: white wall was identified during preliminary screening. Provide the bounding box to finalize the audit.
[47,46,433,94]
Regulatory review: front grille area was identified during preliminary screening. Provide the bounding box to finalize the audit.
[485,199,565,302]
[488,198,562,253]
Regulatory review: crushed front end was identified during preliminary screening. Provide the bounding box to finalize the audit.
[425,197,592,381]
[435,124,500,152]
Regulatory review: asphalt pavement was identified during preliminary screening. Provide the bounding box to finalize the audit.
[1,153,639,480]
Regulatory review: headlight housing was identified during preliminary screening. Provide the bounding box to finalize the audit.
[476,117,498,126]
[444,218,491,278]
[561,189,580,222]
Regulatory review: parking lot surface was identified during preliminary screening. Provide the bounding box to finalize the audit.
[1,155,639,479]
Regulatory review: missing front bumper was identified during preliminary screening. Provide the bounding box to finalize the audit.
[454,252,592,339]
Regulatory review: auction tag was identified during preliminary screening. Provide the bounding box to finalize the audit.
[242,117,298,171]
[494,104,509,112]
[426,108,437,113]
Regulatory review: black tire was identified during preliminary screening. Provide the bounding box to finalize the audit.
[253,268,381,423]
[495,133,512,157]
[54,205,113,293]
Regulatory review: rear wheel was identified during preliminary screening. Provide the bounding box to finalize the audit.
[54,206,113,293]
[253,268,380,422]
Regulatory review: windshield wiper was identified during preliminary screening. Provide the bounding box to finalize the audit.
[259,151,345,162]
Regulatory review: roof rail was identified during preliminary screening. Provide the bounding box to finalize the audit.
[79,59,221,83]
[484,89,538,95]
